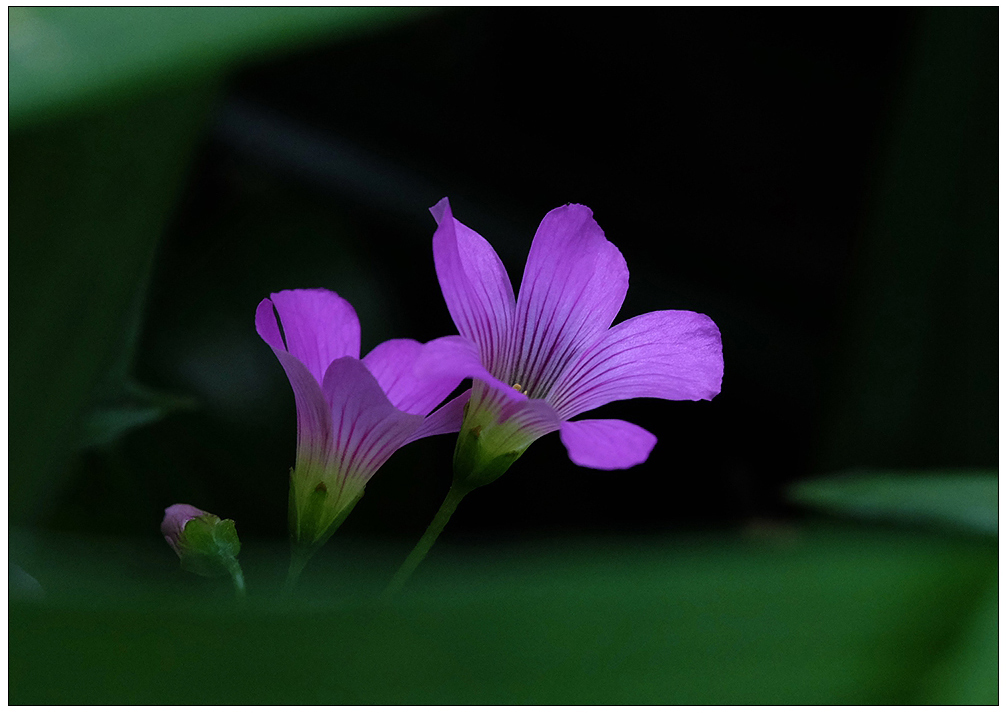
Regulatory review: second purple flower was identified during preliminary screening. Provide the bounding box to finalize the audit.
[256,289,467,553]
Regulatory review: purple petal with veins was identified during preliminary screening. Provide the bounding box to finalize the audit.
[430,198,723,470]
[431,198,516,378]
[257,289,466,536]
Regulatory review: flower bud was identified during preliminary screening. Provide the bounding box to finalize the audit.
[161,503,242,579]
[161,504,207,554]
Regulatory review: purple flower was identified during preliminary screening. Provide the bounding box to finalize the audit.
[420,199,723,485]
[256,288,467,547]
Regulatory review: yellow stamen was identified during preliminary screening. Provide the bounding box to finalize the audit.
[512,383,530,396]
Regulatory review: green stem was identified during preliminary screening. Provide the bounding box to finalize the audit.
[382,484,470,600]
[229,561,246,598]
[283,545,313,596]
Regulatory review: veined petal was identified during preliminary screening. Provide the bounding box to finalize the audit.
[549,310,723,420]
[414,335,527,405]
[320,357,425,499]
[403,390,471,445]
[512,204,629,398]
[265,346,333,473]
[559,419,657,470]
[431,198,516,377]
[256,299,332,468]
[363,338,464,416]
[267,289,361,384]
[496,395,563,443]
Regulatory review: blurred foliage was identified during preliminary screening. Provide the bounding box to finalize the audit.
[79,253,198,450]
[916,576,998,705]
[9,524,997,704]
[818,7,997,470]
[9,6,424,526]
[9,7,427,128]
[9,86,215,525]
[81,379,198,450]
[791,471,997,536]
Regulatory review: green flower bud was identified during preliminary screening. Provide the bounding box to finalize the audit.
[161,504,243,581]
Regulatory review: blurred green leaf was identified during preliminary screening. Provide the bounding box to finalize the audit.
[9,6,434,528]
[9,562,45,600]
[916,575,997,704]
[81,380,197,450]
[78,240,197,450]
[9,7,429,127]
[790,472,997,536]
[818,8,996,470]
[9,525,996,704]
[9,87,215,526]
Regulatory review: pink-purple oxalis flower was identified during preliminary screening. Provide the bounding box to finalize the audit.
[419,198,723,485]
[256,289,467,547]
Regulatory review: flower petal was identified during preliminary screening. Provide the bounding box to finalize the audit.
[431,198,516,377]
[559,419,657,470]
[403,390,471,445]
[548,310,723,420]
[254,297,286,353]
[256,298,332,468]
[413,335,527,404]
[267,289,361,384]
[512,204,629,398]
[320,357,424,497]
[363,338,465,416]
[496,395,563,444]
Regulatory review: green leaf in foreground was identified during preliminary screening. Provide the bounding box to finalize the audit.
[789,471,997,536]
[9,525,997,704]
[916,575,997,704]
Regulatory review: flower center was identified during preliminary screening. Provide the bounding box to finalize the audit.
[511,383,530,396]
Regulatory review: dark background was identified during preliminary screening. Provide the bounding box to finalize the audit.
[21,8,998,541]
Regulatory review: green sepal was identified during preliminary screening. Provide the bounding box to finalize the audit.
[177,515,242,578]
[288,468,364,552]
[452,423,526,491]
[286,484,364,590]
